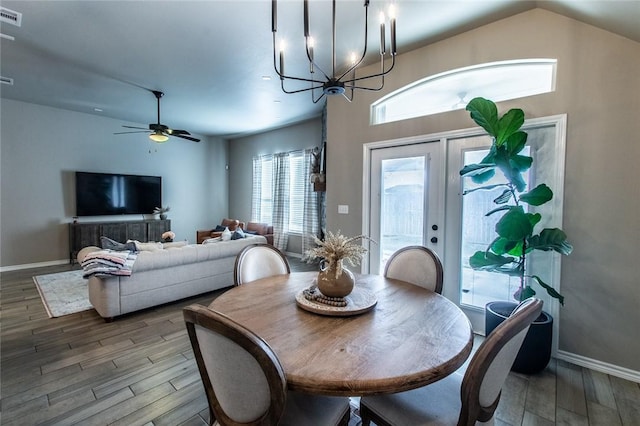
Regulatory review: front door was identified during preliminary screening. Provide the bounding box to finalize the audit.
[366,141,443,274]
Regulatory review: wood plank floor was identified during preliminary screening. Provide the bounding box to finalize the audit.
[1,261,639,425]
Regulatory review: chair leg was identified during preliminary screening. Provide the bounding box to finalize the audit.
[339,407,351,426]
[359,403,371,426]
[359,401,392,426]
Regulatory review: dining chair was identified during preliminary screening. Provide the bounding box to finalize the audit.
[384,246,444,293]
[359,297,543,426]
[184,304,351,426]
[233,243,291,286]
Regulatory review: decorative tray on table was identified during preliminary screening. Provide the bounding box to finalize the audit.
[295,286,377,317]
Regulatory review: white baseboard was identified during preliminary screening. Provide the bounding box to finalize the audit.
[0,259,69,273]
[556,350,640,383]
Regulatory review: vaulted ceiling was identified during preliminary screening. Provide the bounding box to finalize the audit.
[1,1,638,139]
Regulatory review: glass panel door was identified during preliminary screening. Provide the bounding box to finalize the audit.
[368,142,442,274]
[460,146,530,309]
[444,119,565,334]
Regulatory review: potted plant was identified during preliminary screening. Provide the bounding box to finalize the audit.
[459,97,572,373]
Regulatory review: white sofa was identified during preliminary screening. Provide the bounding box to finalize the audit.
[87,236,267,320]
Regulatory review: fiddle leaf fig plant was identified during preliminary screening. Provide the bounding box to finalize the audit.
[460,97,572,305]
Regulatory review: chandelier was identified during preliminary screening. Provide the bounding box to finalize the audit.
[272,0,397,103]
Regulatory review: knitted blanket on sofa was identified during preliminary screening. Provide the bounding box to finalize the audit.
[81,250,137,278]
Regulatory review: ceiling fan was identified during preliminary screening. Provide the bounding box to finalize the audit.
[114,90,200,143]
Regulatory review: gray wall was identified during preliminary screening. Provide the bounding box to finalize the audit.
[326,9,640,371]
[0,99,229,268]
[228,118,323,254]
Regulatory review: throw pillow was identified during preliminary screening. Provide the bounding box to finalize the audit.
[231,228,246,240]
[221,227,232,241]
[100,236,137,251]
[214,225,226,232]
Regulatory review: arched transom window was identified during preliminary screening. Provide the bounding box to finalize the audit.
[371,59,557,125]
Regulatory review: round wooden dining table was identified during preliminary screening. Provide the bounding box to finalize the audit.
[208,271,473,396]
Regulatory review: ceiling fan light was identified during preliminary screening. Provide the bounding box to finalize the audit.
[149,132,168,143]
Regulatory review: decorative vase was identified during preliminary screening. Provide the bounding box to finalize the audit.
[317,260,355,298]
[160,214,167,220]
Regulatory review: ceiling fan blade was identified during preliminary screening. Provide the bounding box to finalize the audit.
[172,133,200,142]
[114,131,150,135]
[122,125,149,130]
[167,128,191,136]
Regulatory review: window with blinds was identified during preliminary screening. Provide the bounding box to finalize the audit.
[254,150,306,234]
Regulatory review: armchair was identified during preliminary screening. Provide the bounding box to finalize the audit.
[196,218,245,244]
[245,222,274,245]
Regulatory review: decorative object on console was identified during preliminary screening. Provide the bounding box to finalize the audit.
[114,90,201,143]
[153,206,170,220]
[305,230,371,298]
[272,0,397,102]
[161,231,175,242]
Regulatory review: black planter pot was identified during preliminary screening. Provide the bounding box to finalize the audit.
[485,301,553,374]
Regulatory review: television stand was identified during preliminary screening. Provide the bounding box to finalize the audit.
[69,219,171,263]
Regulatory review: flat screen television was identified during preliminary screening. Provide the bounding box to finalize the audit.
[75,171,162,216]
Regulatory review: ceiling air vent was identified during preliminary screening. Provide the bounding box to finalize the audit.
[0,76,14,85]
[0,7,22,27]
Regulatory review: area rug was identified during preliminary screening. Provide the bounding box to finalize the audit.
[33,270,93,318]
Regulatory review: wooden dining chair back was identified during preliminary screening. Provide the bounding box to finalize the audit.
[184,304,351,426]
[458,297,543,424]
[384,246,444,293]
[234,243,291,286]
[184,304,286,425]
[359,298,543,426]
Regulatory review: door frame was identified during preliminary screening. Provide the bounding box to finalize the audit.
[362,114,566,355]
[362,134,447,274]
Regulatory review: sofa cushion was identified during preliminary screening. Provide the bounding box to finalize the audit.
[163,241,188,249]
[130,240,164,251]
